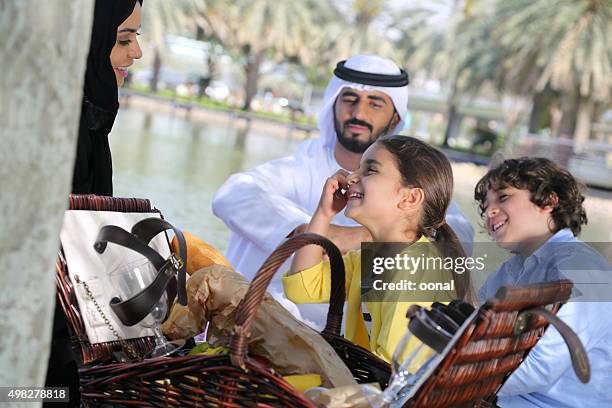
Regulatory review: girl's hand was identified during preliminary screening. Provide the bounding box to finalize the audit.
[290,170,350,276]
[317,170,350,219]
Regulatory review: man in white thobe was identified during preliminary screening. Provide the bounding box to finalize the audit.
[212,55,474,329]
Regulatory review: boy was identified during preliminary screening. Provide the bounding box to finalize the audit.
[475,157,612,407]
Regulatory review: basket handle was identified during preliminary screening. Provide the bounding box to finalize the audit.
[229,233,345,369]
[69,194,152,212]
[487,279,574,312]
[515,306,590,383]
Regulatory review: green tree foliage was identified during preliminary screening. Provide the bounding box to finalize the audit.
[396,0,611,146]
[181,0,333,110]
[487,0,612,144]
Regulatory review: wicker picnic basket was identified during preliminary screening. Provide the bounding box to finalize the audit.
[57,195,586,407]
[57,195,317,407]
[257,235,587,407]
[249,232,392,388]
[403,279,588,407]
[235,235,588,407]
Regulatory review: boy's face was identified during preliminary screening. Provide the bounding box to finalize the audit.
[484,186,555,256]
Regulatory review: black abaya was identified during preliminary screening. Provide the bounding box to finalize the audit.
[46,2,142,407]
[71,0,142,196]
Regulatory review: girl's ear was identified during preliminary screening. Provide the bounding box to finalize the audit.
[399,187,424,210]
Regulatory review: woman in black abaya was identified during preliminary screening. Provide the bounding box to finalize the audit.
[46,1,143,406]
[72,0,143,195]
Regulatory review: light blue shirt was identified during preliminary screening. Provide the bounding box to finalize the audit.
[479,229,612,408]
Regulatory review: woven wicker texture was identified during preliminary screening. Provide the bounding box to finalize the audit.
[79,354,314,407]
[59,195,317,407]
[404,280,573,408]
[322,248,392,387]
[231,231,392,387]
[57,195,576,407]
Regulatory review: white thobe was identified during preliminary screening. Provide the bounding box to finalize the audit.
[212,136,475,330]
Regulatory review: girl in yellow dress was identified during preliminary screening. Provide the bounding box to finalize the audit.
[283,135,476,362]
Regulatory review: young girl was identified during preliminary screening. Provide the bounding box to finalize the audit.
[283,135,475,362]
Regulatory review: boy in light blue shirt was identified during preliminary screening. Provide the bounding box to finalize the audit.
[475,157,612,408]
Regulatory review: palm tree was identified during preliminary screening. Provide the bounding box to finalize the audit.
[396,0,612,149]
[141,0,182,92]
[182,0,332,111]
[298,0,398,89]
[487,0,612,148]
[394,0,485,146]
[344,0,397,57]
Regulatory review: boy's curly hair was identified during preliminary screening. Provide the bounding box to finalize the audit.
[474,157,587,236]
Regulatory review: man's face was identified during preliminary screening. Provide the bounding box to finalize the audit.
[333,87,399,154]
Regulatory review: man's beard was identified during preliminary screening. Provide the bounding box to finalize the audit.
[334,117,394,154]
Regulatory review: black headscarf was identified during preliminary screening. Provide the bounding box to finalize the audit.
[71,0,143,196]
[50,3,144,406]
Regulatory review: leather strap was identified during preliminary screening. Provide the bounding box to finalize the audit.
[95,226,166,270]
[516,306,590,383]
[432,301,472,326]
[408,307,455,354]
[130,218,187,306]
[449,299,476,321]
[109,261,176,326]
[93,218,187,327]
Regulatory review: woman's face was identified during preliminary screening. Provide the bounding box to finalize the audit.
[109,3,142,87]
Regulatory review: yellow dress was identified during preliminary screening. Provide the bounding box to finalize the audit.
[282,236,456,363]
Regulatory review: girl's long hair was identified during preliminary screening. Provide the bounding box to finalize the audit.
[379,135,477,305]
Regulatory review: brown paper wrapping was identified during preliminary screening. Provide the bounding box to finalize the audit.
[163,264,356,388]
[306,383,381,407]
[161,302,203,340]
